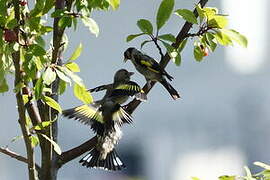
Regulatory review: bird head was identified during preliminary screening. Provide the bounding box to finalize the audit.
[124,47,136,62]
[114,69,134,83]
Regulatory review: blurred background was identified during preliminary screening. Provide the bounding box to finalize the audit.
[1,0,270,180]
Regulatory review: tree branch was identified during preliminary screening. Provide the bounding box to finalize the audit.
[57,136,97,168]
[55,0,210,167]
[12,0,38,179]
[126,0,209,114]
[0,147,41,173]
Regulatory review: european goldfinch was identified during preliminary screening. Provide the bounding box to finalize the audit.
[124,47,180,100]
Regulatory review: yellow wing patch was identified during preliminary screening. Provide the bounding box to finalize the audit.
[141,60,152,67]
[75,105,103,123]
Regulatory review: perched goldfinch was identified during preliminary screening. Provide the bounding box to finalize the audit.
[90,69,147,104]
[62,69,146,171]
[124,47,180,100]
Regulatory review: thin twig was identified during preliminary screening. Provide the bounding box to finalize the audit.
[0,147,41,172]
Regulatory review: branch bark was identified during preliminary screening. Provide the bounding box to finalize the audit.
[0,147,41,172]
[56,0,209,167]
[11,0,38,179]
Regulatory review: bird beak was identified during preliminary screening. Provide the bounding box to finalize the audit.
[124,57,128,62]
[128,72,134,76]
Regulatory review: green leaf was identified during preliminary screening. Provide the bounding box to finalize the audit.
[204,7,218,20]
[82,17,99,37]
[61,67,84,86]
[40,133,62,155]
[30,0,46,17]
[72,18,78,31]
[194,45,204,62]
[156,0,174,30]
[219,176,235,180]
[6,19,18,29]
[29,135,39,147]
[29,44,46,56]
[254,162,270,170]
[244,166,256,180]
[173,53,181,66]
[43,96,62,113]
[42,67,56,85]
[196,4,205,23]
[11,135,24,143]
[137,19,153,34]
[140,40,152,49]
[126,33,145,42]
[55,68,71,84]
[58,17,72,28]
[51,9,65,18]
[107,0,120,10]
[43,0,54,15]
[69,43,83,61]
[58,80,66,95]
[33,120,55,130]
[208,15,228,29]
[221,29,248,48]
[214,30,232,46]
[205,32,217,51]
[175,9,198,24]
[0,78,9,93]
[178,38,188,52]
[35,36,46,48]
[65,62,80,72]
[73,83,93,104]
[34,78,44,99]
[158,34,176,43]
[191,177,200,180]
[160,40,174,53]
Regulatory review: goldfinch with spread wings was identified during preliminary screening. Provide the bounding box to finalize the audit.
[90,69,147,103]
[62,69,146,171]
[124,47,180,100]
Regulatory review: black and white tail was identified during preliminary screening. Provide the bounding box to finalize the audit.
[79,148,125,171]
[160,79,180,100]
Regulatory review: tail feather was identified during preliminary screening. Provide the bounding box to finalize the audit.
[160,79,180,100]
[80,148,125,171]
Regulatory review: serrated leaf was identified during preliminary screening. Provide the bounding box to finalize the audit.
[156,0,174,30]
[43,96,62,113]
[29,135,39,147]
[82,17,99,37]
[175,9,198,24]
[42,67,56,85]
[221,29,248,48]
[65,62,80,72]
[55,68,71,84]
[69,43,83,61]
[126,33,145,42]
[158,34,176,43]
[74,83,93,104]
[33,120,55,130]
[40,133,62,155]
[137,19,153,34]
[107,0,120,10]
